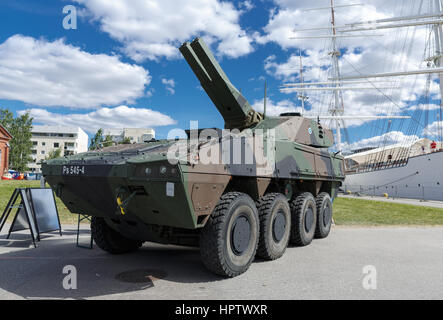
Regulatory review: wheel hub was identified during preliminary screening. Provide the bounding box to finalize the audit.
[304,207,314,233]
[231,215,251,255]
[272,210,286,242]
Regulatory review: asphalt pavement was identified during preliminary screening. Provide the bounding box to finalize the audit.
[0,225,442,300]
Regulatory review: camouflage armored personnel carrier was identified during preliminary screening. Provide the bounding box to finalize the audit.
[42,38,345,277]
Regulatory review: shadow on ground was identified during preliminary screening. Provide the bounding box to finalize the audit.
[0,228,223,299]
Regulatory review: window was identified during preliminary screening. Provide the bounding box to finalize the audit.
[42,142,46,146]
[31,150,37,155]
[41,151,45,155]
[54,142,59,148]
[32,141,37,146]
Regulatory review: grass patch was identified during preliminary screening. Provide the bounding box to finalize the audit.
[2,181,443,226]
[333,197,443,226]
[0,180,78,224]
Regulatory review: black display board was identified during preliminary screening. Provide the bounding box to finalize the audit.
[28,188,62,234]
[0,188,62,247]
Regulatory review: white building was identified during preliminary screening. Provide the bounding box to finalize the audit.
[103,128,155,144]
[29,126,89,172]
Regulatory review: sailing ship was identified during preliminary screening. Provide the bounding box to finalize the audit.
[282,0,443,201]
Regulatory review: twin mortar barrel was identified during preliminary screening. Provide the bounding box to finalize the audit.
[179,38,262,130]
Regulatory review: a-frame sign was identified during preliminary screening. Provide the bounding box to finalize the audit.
[0,188,62,247]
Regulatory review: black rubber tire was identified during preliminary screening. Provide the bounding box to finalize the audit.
[91,217,143,254]
[199,192,259,278]
[315,193,333,239]
[256,193,291,260]
[290,192,317,246]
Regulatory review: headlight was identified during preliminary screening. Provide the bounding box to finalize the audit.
[145,167,152,175]
[159,166,167,174]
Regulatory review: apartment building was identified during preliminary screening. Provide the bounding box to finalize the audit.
[103,128,155,144]
[29,126,89,172]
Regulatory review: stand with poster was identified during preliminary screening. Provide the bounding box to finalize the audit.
[0,188,62,247]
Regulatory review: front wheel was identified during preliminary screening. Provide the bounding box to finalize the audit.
[91,217,143,254]
[199,192,259,278]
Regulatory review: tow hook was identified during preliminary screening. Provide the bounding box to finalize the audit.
[115,187,136,215]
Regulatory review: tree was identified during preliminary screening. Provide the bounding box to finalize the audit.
[89,128,104,150]
[0,108,33,172]
[0,109,14,127]
[103,134,114,148]
[46,148,62,160]
[119,137,132,145]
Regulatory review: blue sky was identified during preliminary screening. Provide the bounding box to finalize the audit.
[0,0,441,150]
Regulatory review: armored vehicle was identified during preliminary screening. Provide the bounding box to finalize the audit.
[42,38,345,277]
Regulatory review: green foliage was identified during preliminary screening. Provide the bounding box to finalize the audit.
[89,128,104,150]
[0,109,14,127]
[119,137,132,145]
[103,134,114,148]
[0,108,33,172]
[90,129,115,150]
[46,148,62,160]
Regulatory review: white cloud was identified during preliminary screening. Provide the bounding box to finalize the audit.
[20,106,176,133]
[252,98,303,116]
[0,35,151,108]
[239,1,254,12]
[74,0,254,61]
[342,131,419,153]
[161,78,176,95]
[259,0,441,129]
[407,103,441,111]
[423,121,443,138]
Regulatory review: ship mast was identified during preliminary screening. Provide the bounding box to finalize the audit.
[433,0,443,147]
[298,54,308,115]
[283,1,414,154]
[329,0,345,154]
[332,0,443,147]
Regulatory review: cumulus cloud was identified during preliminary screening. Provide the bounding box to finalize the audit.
[342,131,419,153]
[0,35,151,108]
[407,103,442,111]
[239,1,254,12]
[19,106,176,133]
[74,0,254,61]
[423,121,443,138]
[252,98,303,116]
[259,0,440,130]
[161,78,176,95]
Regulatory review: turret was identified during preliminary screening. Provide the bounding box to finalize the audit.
[180,38,262,130]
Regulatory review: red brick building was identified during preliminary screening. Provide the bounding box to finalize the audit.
[0,124,12,175]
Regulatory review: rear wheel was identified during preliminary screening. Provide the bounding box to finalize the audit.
[199,192,259,278]
[256,193,291,260]
[315,193,333,239]
[290,192,317,246]
[91,217,143,254]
